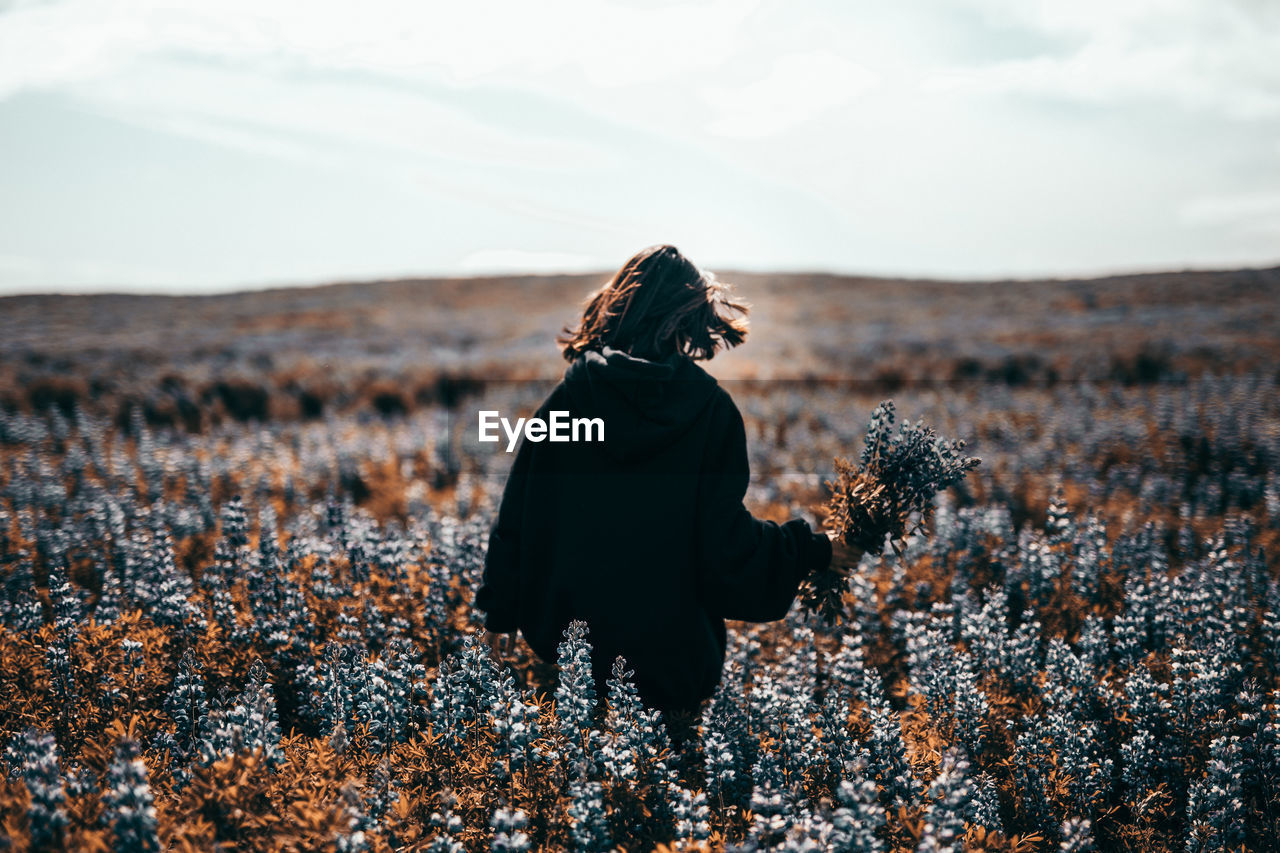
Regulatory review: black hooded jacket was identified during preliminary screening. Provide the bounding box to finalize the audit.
[475,347,832,714]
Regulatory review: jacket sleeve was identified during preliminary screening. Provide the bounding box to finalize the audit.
[695,395,832,622]
[474,427,534,634]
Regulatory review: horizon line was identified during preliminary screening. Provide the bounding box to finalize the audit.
[3,258,1279,300]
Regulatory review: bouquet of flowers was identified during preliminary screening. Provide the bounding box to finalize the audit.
[801,400,980,623]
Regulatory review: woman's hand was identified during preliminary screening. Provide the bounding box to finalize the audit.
[827,530,866,571]
[485,631,515,658]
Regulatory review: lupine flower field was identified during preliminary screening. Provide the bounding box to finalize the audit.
[2,269,1279,851]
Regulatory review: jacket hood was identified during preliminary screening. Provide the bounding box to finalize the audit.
[563,346,719,462]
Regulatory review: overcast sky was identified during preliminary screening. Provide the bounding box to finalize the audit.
[1,0,1278,293]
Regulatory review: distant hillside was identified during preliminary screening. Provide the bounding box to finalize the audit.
[2,266,1277,429]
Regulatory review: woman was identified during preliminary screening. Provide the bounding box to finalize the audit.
[475,244,860,729]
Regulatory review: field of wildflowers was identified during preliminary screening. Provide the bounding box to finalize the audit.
[2,269,1279,851]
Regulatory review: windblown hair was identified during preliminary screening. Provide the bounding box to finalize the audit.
[558,244,749,362]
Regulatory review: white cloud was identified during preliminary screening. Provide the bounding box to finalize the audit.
[702,52,880,138]
[922,0,1280,118]
[0,250,188,292]
[1179,191,1280,226]
[0,0,756,96]
[118,111,341,167]
[459,248,600,274]
[72,58,614,173]
[0,251,45,275]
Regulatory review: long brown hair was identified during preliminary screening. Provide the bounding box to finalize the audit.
[558,245,749,362]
